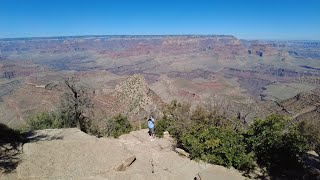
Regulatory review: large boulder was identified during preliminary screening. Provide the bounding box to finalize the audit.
[16,128,135,179]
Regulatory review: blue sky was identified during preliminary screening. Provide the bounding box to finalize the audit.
[0,0,320,40]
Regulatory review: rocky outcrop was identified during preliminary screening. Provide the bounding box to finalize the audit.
[95,74,164,122]
[114,74,155,114]
[8,128,136,180]
[1,128,247,180]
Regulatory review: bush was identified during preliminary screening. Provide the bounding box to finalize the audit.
[247,114,308,175]
[105,114,132,138]
[190,105,240,129]
[155,115,172,138]
[141,122,148,129]
[26,112,65,130]
[25,77,94,132]
[180,125,254,170]
[298,119,320,155]
[160,100,311,176]
[162,101,193,141]
[154,98,315,179]
[164,100,191,126]
[26,112,132,138]
[60,77,93,131]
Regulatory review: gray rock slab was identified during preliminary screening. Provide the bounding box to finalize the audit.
[17,129,134,179]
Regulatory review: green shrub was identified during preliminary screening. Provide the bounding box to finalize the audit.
[81,119,105,137]
[162,101,193,141]
[190,105,240,129]
[190,105,208,124]
[26,112,65,130]
[105,114,132,138]
[180,125,254,170]
[141,123,148,129]
[298,119,320,155]
[164,100,191,126]
[247,114,308,175]
[26,111,101,137]
[155,116,172,138]
[25,77,93,132]
[160,100,311,177]
[160,100,255,171]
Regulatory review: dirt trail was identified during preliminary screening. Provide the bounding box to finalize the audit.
[114,129,246,180]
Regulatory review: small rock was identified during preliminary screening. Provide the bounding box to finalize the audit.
[3,144,13,150]
[116,155,136,171]
[175,148,190,157]
[17,144,23,151]
[163,131,170,139]
[308,151,319,157]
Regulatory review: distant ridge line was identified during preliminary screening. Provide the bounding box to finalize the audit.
[0,34,236,41]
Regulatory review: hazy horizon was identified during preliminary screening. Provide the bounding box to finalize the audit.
[1,34,320,41]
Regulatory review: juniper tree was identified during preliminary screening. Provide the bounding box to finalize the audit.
[59,77,93,132]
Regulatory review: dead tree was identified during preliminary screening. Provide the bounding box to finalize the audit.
[60,77,93,131]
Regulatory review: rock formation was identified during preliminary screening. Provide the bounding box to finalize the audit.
[94,74,164,123]
[1,128,246,180]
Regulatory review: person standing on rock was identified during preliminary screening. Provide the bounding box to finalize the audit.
[147,116,155,141]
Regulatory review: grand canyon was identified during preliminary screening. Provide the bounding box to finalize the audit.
[0,35,319,127]
[2,0,320,179]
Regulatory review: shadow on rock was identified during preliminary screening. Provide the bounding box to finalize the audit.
[0,144,21,173]
[23,131,63,142]
[0,123,24,173]
[0,123,63,174]
[303,152,320,180]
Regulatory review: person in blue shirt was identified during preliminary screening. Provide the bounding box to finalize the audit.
[147,115,155,141]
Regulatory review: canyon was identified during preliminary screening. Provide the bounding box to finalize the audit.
[0,35,319,127]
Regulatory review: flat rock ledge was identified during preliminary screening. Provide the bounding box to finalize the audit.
[1,128,247,180]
